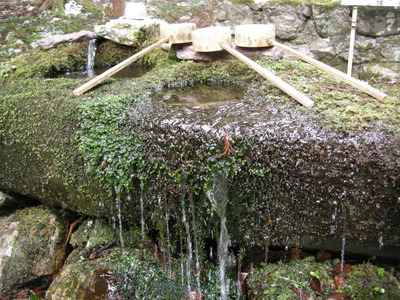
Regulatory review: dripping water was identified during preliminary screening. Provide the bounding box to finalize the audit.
[378,232,384,250]
[206,174,230,300]
[165,197,172,276]
[189,193,202,295]
[114,186,125,249]
[140,189,146,258]
[86,38,97,77]
[181,195,193,293]
[341,234,346,273]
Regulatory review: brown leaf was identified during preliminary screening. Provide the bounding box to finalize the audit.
[316,250,331,262]
[309,277,322,295]
[324,292,351,300]
[290,288,315,300]
[331,264,352,276]
[186,291,202,300]
[333,275,346,290]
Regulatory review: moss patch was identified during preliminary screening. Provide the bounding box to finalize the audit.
[247,257,400,299]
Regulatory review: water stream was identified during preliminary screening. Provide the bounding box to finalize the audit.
[205,174,230,300]
[86,38,97,77]
[114,186,125,249]
[181,195,193,293]
[189,194,202,295]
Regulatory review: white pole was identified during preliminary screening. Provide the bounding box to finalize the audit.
[347,6,358,76]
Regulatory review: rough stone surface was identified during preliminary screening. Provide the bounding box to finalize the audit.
[94,18,165,46]
[46,257,120,300]
[0,206,67,297]
[37,30,95,49]
[70,218,117,250]
[312,5,351,38]
[359,62,400,81]
[261,3,306,40]
[380,37,400,62]
[357,8,400,37]
[214,1,254,27]
[308,37,336,60]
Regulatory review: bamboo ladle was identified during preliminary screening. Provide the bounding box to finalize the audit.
[192,25,314,108]
[234,24,387,100]
[73,23,196,95]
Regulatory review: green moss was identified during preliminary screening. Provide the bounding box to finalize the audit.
[230,0,254,4]
[247,257,400,299]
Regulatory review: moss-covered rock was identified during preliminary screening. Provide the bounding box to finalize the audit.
[0,57,399,262]
[0,205,67,297]
[46,249,187,299]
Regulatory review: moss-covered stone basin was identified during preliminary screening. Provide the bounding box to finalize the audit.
[0,57,399,261]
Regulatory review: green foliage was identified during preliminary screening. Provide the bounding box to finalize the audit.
[247,257,400,299]
[109,250,187,299]
[341,264,400,299]
[247,257,332,299]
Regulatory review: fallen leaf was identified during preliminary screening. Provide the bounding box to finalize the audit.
[290,288,315,300]
[324,292,351,300]
[316,250,331,262]
[309,277,322,295]
[333,275,346,290]
[186,290,202,300]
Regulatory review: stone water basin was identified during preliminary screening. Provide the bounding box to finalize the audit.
[156,84,246,108]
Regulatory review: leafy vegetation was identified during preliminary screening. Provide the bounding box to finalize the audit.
[247,257,400,299]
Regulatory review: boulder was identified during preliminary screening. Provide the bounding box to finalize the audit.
[312,5,351,38]
[214,1,254,27]
[46,255,121,300]
[261,3,306,40]
[0,206,67,297]
[37,30,95,49]
[357,8,400,37]
[358,62,400,81]
[380,37,400,62]
[94,18,166,47]
[309,37,336,60]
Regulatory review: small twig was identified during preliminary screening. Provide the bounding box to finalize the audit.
[217,132,232,158]
[64,215,85,247]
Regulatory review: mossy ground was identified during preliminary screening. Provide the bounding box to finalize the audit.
[247,256,400,299]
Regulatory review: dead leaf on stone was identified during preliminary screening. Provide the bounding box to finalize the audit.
[324,292,351,300]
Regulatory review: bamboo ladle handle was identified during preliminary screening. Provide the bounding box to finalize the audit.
[271,40,387,100]
[221,43,314,108]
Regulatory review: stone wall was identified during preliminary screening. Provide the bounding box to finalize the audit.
[214,1,400,80]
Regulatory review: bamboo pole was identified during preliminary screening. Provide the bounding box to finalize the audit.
[347,6,358,76]
[73,36,169,95]
[221,43,314,108]
[272,40,387,100]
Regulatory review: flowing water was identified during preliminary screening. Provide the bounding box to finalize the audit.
[205,174,230,300]
[140,190,146,258]
[189,196,202,295]
[165,198,172,276]
[115,186,125,249]
[181,195,193,293]
[86,38,97,77]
